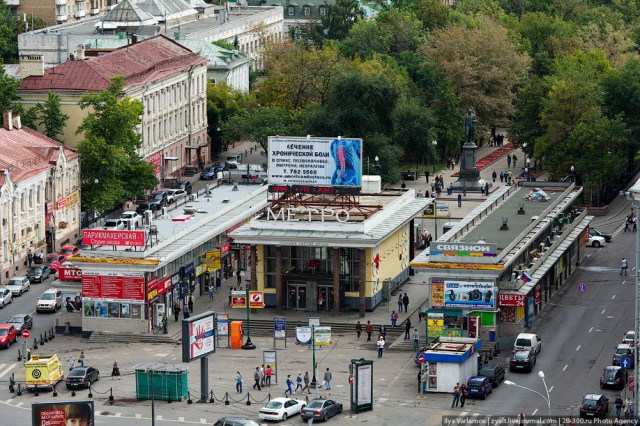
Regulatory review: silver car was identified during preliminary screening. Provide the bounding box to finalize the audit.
[5,277,30,295]
[0,288,12,308]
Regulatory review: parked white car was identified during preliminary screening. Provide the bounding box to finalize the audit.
[164,189,187,204]
[259,397,306,421]
[5,276,30,295]
[587,235,606,248]
[0,288,12,308]
[103,218,125,230]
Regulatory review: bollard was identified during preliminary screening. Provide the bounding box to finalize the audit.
[34,385,39,397]
[71,390,76,397]
[224,392,230,405]
[49,329,54,340]
[53,384,57,397]
[50,328,55,339]
[33,338,38,349]
[17,349,22,362]
[17,384,22,396]
[39,334,44,345]
[168,391,172,403]
[43,332,48,343]
[209,390,214,404]
[9,382,14,393]
[109,388,114,402]
[187,392,192,404]
[88,384,93,399]
[246,393,251,406]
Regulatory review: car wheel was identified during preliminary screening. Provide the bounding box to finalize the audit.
[322,414,327,422]
[282,413,287,421]
[0,302,4,308]
[593,241,601,248]
[6,339,10,348]
[339,405,343,414]
[482,392,487,400]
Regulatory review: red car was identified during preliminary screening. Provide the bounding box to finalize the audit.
[0,324,18,348]
[60,245,80,261]
[45,253,65,272]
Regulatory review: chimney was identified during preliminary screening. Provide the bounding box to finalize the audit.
[19,55,45,79]
[77,44,85,61]
[132,34,138,45]
[3,111,13,131]
[12,114,21,130]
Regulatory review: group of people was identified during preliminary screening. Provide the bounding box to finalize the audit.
[235,364,273,393]
[417,230,433,250]
[506,153,519,168]
[236,366,333,396]
[26,249,44,268]
[397,293,410,312]
[172,294,195,321]
[614,394,633,419]
[624,211,637,232]
[450,382,468,408]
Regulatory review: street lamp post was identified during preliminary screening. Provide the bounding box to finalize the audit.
[626,184,640,421]
[505,371,552,417]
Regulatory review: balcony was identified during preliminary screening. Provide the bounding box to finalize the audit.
[75,10,86,18]
[56,15,68,22]
[90,8,99,14]
[5,0,19,6]
[55,0,66,5]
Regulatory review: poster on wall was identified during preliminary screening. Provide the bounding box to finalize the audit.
[431,281,445,308]
[442,281,496,309]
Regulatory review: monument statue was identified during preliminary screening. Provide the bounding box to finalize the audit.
[464,109,476,145]
[452,108,483,193]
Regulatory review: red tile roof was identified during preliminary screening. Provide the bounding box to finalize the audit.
[0,126,79,184]
[19,35,207,93]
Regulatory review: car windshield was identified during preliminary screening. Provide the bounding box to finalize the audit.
[9,316,22,323]
[152,194,164,200]
[626,332,635,340]
[616,348,629,355]
[583,399,599,407]
[7,280,21,286]
[516,338,532,346]
[306,401,324,408]
[105,220,118,227]
[61,248,74,254]
[40,293,56,300]
[28,267,43,272]
[265,401,282,409]
[514,352,530,359]
[68,369,87,377]
[479,368,495,375]
[0,329,7,336]
[46,257,58,263]
[122,213,134,218]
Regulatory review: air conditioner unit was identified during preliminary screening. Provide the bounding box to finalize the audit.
[161,207,168,217]
[27,227,32,232]
[189,194,198,202]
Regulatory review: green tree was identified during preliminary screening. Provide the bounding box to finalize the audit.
[322,0,365,41]
[222,107,300,154]
[508,75,546,156]
[14,14,47,33]
[0,0,16,63]
[38,92,69,143]
[0,63,19,127]
[391,97,436,166]
[21,106,40,129]
[77,76,158,211]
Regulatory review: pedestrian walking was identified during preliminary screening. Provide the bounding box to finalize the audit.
[324,368,332,390]
[500,171,504,183]
[302,371,311,394]
[70,357,76,371]
[183,303,190,319]
[285,375,293,396]
[236,269,242,287]
[413,328,420,349]
[518,410,525,426]
[451,383,461,407]
[513,154,518,168]
[265,365,272,387]
[253,367,261,390]
[621,258,628,275]
[355,321,362,340]
[379,324,386,338]
[260,364,265,387]
[208,286,214,301]
[625,396,632,419]
[295,372,303,393]
[173,301,181,322]
[390,310,398,327]
[492,170,497,183]
[425,170,429,182]
[507,155,511,168]
[625,215,632,232]
[460,383,467,408]
[403,293,409,312]
[634,217,638,232]
[79,351,85,367]
[188,294,194,314]
[365,321,373,341]
[397,294,403,313]
[404,318,411,339]
[615,394,624,419]
[457,193,462,208]
[376,335,385,358]
[27,249,33,268]
[236,371,243,393]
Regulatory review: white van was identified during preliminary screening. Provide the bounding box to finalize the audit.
[514,333,542,354]
[226,155,241,168]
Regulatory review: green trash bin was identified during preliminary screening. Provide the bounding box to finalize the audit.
[135,363,189,401]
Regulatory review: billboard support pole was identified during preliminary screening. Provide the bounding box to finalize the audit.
[198,357,208,403]
[242,285,256,349]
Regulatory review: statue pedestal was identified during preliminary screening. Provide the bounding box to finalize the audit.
[451,141,484,192]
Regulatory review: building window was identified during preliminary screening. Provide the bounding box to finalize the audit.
[303,6,310,16]
[319,5,326,16]
[287,6,294,15]
[20,193,25,212]
[28,189,33,209]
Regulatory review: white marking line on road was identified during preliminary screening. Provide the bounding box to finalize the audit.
[15,402,23,408]
[460,412,469,416]
[179,417,185,422]
[589,327,594,333]
[200,419,207,424]
[471,413,479,417]
[563,365,568,371]
[612,294,617,300]
[576,345,581,351]
[0,364,5,370]
[3,399,12,404]
[114,413,121,418]
[623,280,626,285]
[532,409,538,416]
[601,309,606,314]
[549,386,554,392]
[135,414,142,419]
[157,416,163,420]
[0,363,17,379]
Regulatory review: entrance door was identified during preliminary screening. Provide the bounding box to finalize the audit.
[288,284,307,310]
[317,286,333,312]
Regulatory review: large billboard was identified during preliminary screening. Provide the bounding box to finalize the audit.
[32,401,94,426]
[82,229,146,247]
[182,311,216,362]
[432,279,496,309]
[81,272,145,301]
[268,136,362,187]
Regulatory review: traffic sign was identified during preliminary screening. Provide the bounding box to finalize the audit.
[621,357,632,368]
[417,353,425,364]
[577,283,586,293]
[21,329,30,339]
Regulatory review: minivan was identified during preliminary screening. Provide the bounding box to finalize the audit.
[478,364,505,387]
[466,376,493,399]
[514,332,542,354]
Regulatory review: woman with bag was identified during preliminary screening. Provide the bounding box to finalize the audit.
[173,301,181,322]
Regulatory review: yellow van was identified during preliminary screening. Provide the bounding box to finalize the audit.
[25,354,64,390]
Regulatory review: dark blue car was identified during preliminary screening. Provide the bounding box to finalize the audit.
[466,376,493,399]
[200,166,219,180]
